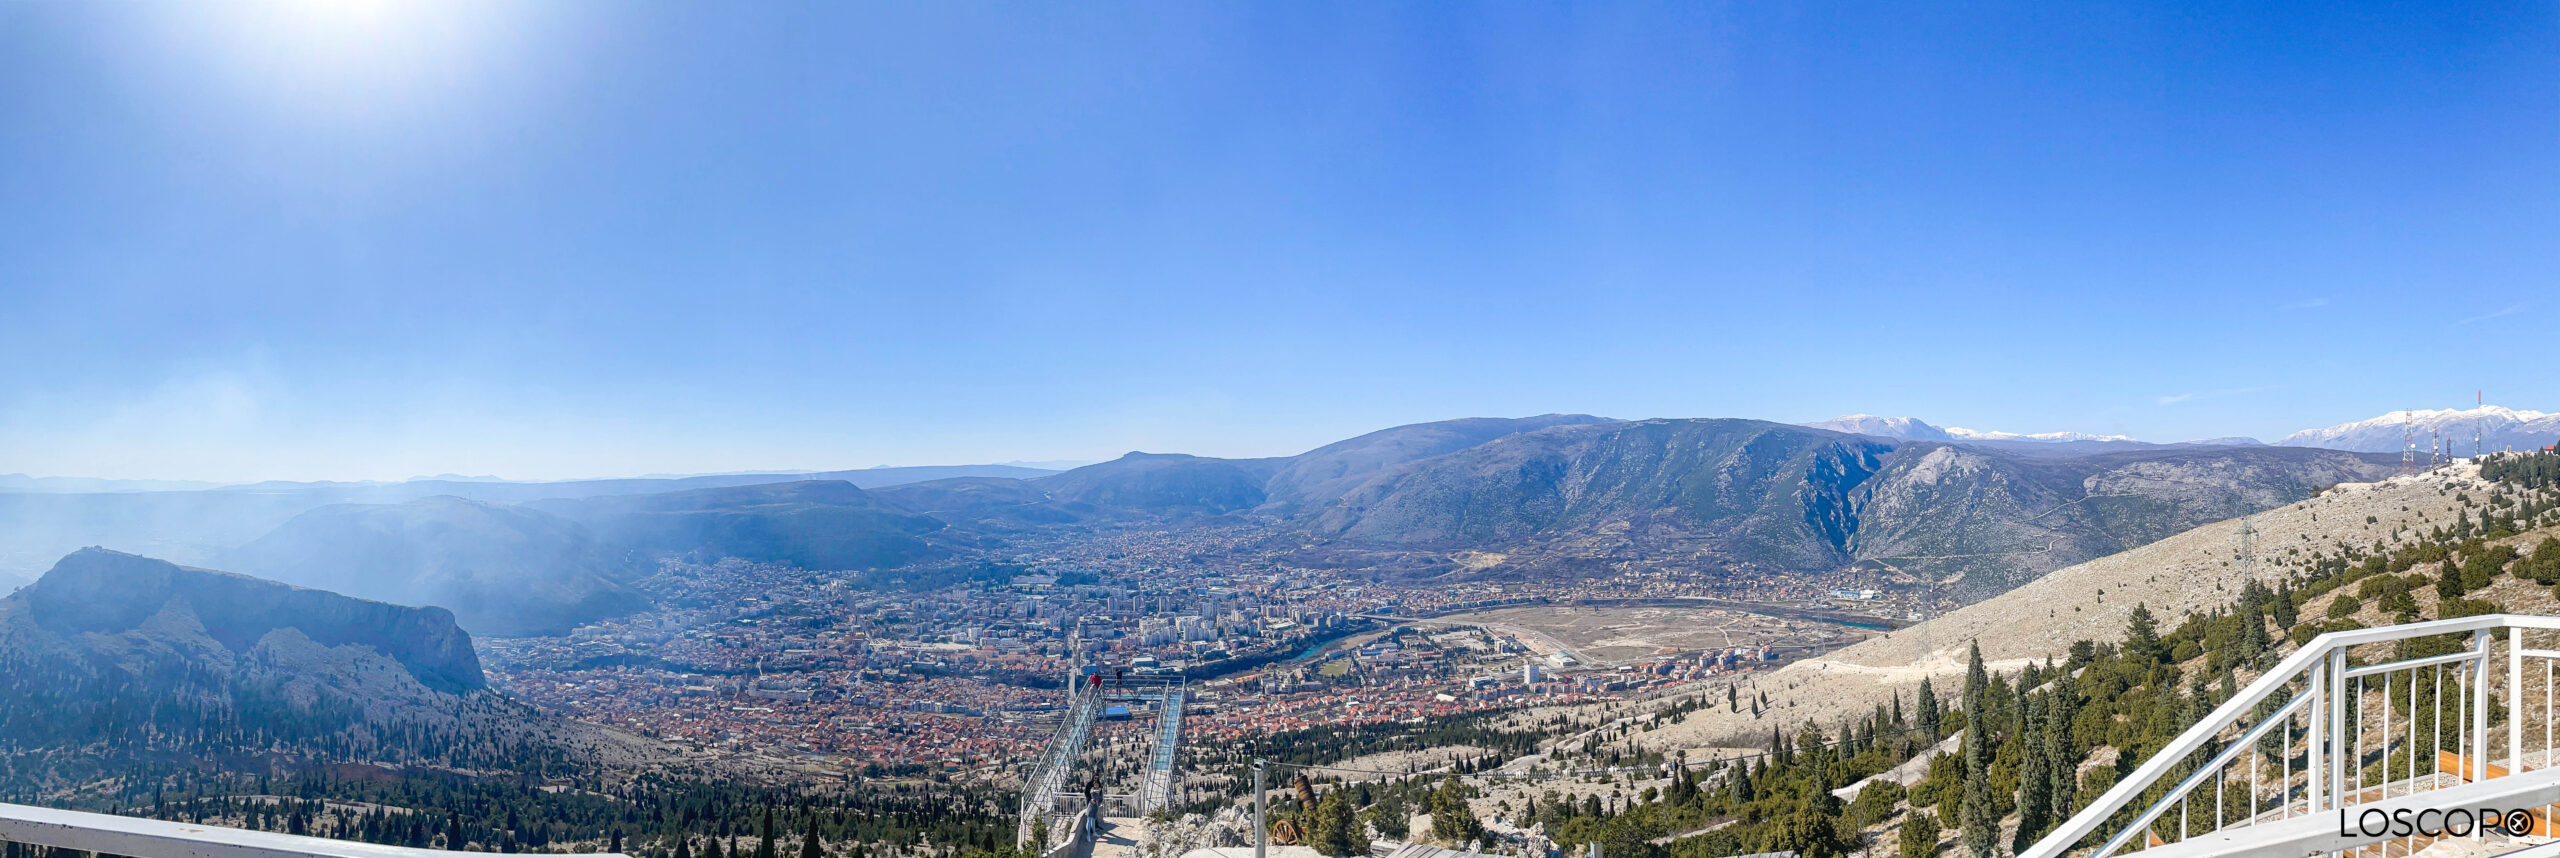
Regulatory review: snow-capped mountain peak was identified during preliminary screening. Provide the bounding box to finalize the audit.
[1802,414,1951,441]
[2277,405,2560,453]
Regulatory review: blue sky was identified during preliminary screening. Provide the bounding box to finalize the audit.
[2,1,2553,481]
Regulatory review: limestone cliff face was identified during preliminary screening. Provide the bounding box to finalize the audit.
[7,547,484,693]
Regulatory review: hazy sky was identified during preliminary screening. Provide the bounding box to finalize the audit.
[3,1,2554,482]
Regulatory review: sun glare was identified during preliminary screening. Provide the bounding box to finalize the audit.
[202,0,507,126]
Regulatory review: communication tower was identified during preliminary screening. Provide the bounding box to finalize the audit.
[2401,412,2416,477]
[2237,514,2257,583]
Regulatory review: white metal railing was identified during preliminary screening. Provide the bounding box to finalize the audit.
[1019,682,1106,845]
[1137,688,1186,815]
[2024,614,2560,858]
[0,801,626,858]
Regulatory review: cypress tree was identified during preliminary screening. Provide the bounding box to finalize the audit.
[2045,685,2077,825]
[1960,642,1997,858]
[756,807,777,858]
[2012,694,2052,853]
[1917,677,1942,736]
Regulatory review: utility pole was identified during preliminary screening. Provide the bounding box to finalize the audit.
[1254,759,1267,858]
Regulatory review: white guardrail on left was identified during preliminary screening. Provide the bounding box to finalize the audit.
[0,802,630,858]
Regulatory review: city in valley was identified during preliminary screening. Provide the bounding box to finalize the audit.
[480,519,1896,786]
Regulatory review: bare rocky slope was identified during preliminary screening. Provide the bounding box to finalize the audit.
[1300,419,2392,595]
[4,547,486,694]
[1634,465,2492,753]
[0,548,687,788]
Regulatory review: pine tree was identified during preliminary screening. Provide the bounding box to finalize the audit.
[1310,789,1365,857]
[2125,605,2163,664]
[1900,810,1944,858]
[1428,779,1481,847]
[1917,677,1942,736]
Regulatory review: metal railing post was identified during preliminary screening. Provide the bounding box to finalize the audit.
[2476,630,2493,780]
[2309,659,2325,812]
[1254,759,1266,858]
[2331,647,2347,809]
[2511,629,2525,777]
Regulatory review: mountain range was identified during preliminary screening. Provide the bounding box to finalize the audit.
[2274,405,2560,454]
[0,463,1059,593]
[1804,405,2560,453]
[0,409,2488,630]
[1274,417,2388,594]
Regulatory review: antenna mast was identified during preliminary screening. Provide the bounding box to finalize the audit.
[2401,411,2416,477]
[2238,514,2257,583]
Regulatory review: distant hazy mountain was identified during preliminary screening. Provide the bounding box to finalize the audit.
[533,480,950,573]
[0,474,232,493]
[2174,436,2266,447]
[1945,426,2139,443]
[0,464,1058,582]
[1801,415,1952,441]
[872,477,1085,530]
[2278,405,2560,454]
[221,497,645,637]
[1803,415,2137,444]
[1032,453,1288,515]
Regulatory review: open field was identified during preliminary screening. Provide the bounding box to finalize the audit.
[1435,603,1870,664]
